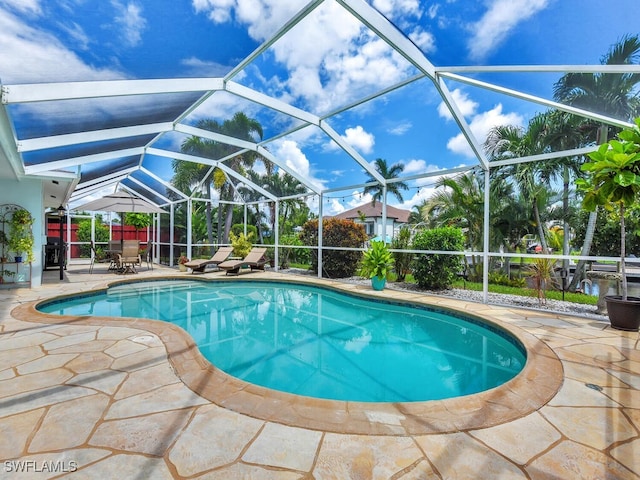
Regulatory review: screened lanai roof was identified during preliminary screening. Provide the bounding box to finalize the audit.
[0,0,639,212]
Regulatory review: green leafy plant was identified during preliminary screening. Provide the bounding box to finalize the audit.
[178,255,189,265]
[577,117,640,300]
[359,241,394,280]
[230,231,254,258]
[524,257,558,306]
[391,226,412,282]
[8,209,35,262]
[299,218,368,278]
[412,226,464,290]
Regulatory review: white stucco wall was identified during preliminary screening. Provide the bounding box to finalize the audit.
[0,178,44,287]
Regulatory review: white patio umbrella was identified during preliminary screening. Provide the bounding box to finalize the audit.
[74,191,165,247]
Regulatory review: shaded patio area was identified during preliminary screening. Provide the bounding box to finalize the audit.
[0,265,638,478]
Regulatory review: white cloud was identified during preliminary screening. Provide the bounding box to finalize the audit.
[1,0,41,15]
[388,121,412,136]
[0,9,125,83]
[111,0,147,48]
[402,159,427,175]
[372,0,421,18]
[192,0,416,113]
[438,88,478,120]
[409,28,435,53]
[468,0,550,61]
[446,103,524,158]
[342,126,375,154]
[273,139,326,192]
[181,56,231,76]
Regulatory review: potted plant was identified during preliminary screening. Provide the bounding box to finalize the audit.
[8,208,34,263]
[178,255,189,272]
[359,241,394,290]
[0,230,8,262]
[577,116,640,331]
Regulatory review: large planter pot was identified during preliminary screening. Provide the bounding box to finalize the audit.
[179,264,187,272]
[371,276,386,291]
[605,295,640,331]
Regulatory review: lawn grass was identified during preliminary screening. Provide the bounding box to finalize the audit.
[284,265,598,306]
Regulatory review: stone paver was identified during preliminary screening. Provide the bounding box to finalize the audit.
[0,264,638,479]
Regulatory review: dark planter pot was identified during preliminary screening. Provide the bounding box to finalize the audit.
[605,295,640,332]
[371,276,386,291]
[14,256,22,263]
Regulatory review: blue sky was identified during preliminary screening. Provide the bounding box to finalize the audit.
[0,0,638,215]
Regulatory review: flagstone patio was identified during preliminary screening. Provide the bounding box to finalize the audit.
[0,264,638,479]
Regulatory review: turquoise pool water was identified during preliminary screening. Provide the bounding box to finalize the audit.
[39,280,526,402]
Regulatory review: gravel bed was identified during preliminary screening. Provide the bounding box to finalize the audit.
[277,268,608,322]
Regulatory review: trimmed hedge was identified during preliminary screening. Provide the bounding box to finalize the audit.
[412,226,464,289]
[299,218,367,278]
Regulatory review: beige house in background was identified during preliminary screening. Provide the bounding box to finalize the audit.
[333,203,411,241]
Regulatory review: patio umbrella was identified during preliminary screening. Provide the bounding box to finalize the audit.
[74,191,165,246]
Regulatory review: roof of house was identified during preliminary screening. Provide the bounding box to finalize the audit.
[333,203,411,223]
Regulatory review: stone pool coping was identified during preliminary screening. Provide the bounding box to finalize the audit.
[12,273,563,436]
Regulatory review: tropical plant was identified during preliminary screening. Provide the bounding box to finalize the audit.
[230,230,254,258]
[363,158,409,206]
[412,226,464,290]
[554,34,640,291]
[359,241,394,280]
[8,209,34,262]
[174,112,265,246]
[524,257,558,306]
[485,113,557,253]
[577,117,640,301]
[391,226,412,282]
[124,212,152,240]
[178,255,190,265]
[299,218,368,278]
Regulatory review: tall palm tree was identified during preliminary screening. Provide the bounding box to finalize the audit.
[363,158,409,205]
[553,34,640,290]
[485,113,553,252]
[176,112,264,245]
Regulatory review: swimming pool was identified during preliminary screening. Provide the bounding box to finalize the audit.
[39,279,525,402]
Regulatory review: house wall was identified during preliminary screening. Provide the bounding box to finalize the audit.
[0,178,44,287]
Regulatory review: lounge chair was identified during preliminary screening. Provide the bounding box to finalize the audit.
[218,247,267,275]
[184,246,233,273]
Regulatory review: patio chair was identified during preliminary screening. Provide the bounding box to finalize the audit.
[116,240,141,274]
[184,246,233,273]
[89,241,110,274]
[218,247,268,276]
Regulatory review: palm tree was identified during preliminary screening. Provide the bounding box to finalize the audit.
[176,112,265,245]
[424,170,512,279]
[485,113,553,253]
[553,34,640,290]
[363,158,409,205]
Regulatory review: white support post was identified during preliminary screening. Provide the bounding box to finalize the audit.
[382,185,388,242]
[318,194,323,279]
[169,204,175,266]
[186,199,193,260]
[274,200,279,271]
[483,169,490,304]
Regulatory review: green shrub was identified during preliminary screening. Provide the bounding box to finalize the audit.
[230,230,254,258]
[279,233,310,268]
[299,218,367,278]
[231,224,258,241]
[77,220,110,258]
[488,271,526,288]
[412,227,464,289]
[391,226,412,282]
